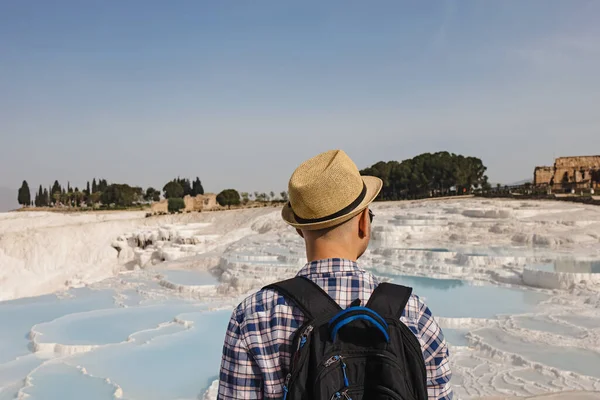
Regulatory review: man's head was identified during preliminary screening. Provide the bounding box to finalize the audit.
[296,206,374,261]
[281,150,382,261]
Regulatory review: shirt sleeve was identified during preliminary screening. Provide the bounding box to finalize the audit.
[217,311,264,400]
[417,300,453,400]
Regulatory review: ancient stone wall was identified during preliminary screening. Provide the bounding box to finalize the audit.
[201,193,219,210]
[534,156,600,190]
[534,167,554,186]
[554,156,600,185]
[151,200,168,213]
[554,156,600,169]
[181,193,220,212]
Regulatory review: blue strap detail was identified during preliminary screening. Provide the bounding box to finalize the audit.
[331,314,390,342]
[328,306,388,329]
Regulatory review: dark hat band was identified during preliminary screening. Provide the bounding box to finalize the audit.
[291,183,367,224]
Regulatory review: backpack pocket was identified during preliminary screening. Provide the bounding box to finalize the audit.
[313,352,415,400]
[330,384,411,400]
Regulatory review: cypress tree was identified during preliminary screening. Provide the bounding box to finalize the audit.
[192,178,204,196]
[18,181,31,207]
[92,178,97,193]
[43,188,49,206]
[51,180,61,200]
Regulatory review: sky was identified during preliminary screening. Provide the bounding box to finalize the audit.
[1,0,599,208]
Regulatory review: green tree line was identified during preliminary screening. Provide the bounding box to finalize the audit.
[17,176,205,209]
[360,152,490,200]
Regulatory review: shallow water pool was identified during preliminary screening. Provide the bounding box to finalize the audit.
[157,269,220,286]
[20,362,116,400]
[0,288,117,363]
[64,309,231,399]
[388,275,548,318]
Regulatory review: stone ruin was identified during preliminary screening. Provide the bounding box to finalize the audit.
[150,193,220,213]
[534,156,600,192]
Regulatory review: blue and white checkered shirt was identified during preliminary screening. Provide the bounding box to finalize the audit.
[217,258,453,399]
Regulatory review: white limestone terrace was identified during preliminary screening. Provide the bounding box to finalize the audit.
[1,198,600,399]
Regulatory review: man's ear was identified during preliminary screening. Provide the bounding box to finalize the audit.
[358,208,369,239]
[296,228,305,238]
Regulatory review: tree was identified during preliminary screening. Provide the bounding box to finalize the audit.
[18,181,31,207]
[270,191,275,201]
[65,191,73,207]
[43,188,49,207]
[163,181,184,199]
[101,184,137,207]
[61,189,68,206]
[89,191,101,206]
[361,152,489,200]
[216,189,241,209]
[74,190,83,207]
[145,187,160,202]
[192,177,204,196]
[240,192,249,205]
[280,191,288,202]
[168,198,185,213]
[51,181,61,198]
[86,181,91,195]
[132,186,144,203]
[97,179,108,193]
[92,178,97,193]
[35,185,44,207]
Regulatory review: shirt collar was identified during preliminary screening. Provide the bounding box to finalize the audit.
[296,258,365,278]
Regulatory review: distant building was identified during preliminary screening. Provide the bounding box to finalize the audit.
[534,156,600,192]
[151,193,220,213]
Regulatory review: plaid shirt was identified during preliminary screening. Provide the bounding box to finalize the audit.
[217,258,453,399]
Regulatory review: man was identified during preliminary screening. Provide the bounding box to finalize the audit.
[217,149,452,399]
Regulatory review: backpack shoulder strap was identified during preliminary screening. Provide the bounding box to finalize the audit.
[263,276,342,320]
[366,282,412,319]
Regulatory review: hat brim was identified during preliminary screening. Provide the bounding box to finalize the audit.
[281,175,383,230]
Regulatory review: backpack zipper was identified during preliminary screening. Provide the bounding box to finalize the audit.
[331,390,352,400]
[282,373,291,400]
[341,358,349,387]
[324,354,341,367]
[283,324,314,399]
[321,355,350,387]
[298,325,313,350]
[315,352,408,391]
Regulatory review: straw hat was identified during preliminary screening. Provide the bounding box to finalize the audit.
[282,150,383,230]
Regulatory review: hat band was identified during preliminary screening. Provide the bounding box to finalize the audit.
[292,182,367,224]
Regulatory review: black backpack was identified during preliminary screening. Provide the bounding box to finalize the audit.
[263,276,428,400]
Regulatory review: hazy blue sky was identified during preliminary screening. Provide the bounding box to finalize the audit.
[1,0,599,200]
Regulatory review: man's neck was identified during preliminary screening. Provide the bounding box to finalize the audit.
[305,246,357,263]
